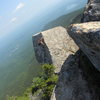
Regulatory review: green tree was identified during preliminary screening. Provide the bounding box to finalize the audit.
[32,64,58,100]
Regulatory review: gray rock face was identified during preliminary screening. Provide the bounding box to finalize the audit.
[51,0,100,99]
[54,52,94,100]
[68,22,100,71]
[33,1,100,100]
[82,0,100,22]
[51,50,100,100]
[88,0,100,3]
[32,26,78,73]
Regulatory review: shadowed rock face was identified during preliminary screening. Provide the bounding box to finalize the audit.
[68,22,100,71]
[33,33,53,65]
[32,26,78,73]
[89,0,100,3]
[54,51,98,100]
[53,50,100,100]
[82,0,100,22]
[51,0,100,100]
[33,0,100,100]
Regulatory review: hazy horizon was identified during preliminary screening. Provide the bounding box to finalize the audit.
[0,0,87,99]
[0,0,87,38]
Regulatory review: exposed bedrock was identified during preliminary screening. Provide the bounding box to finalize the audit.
[51,50,100,100]
[82,0,100,22]
[68,22,100,71]
[32,26,78,73]
[51,0,100,99]
[33,26,100,100]
[32,0,100,100]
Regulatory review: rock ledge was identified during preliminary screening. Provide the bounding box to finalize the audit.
[33,26,78,73]
[68,21,100,71]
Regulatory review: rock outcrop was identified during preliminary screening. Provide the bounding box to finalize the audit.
[68,22,100,71]
[33,25,100,100]
[53,50,100,100]
[82,0,100,22]
[33,26,78,73]
[67,0,100,69]
[33,0,100,100]
[53,51,93,100]
[51,0,100,99]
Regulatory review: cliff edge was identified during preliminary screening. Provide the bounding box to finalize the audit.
[32,27,78,73]
[68,22,100,71]
[82,0,100,22]
[32,0,100,100]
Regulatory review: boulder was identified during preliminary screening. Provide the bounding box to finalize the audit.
[32,26,78,73]
[82,0,100,22]
[54,51,94,100]
[53,49,100,100]
[68,22,100,71]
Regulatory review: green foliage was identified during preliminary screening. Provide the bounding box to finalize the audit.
[32,64,58,100]
[43,8,84,31]
[7,64,58,100]
[7,96,29,100]
[42,64,54,78]
[0,34,42,100]
[7,87,32,100]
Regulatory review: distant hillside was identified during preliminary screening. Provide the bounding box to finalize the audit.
[43,8,84,31]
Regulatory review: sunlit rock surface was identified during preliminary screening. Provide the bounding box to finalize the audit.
[51,0,100,99]
[33,26,78,73]
[33,0,100,100]
[68,22,100,71]
[52,50,100,100]
[53,52,93,100]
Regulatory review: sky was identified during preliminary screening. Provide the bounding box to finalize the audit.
[0,0,64,36]
[0,0,87,37]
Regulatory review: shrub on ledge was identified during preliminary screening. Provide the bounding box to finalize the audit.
[32,64,58,100]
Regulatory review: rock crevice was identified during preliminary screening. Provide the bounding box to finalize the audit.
[33,0,100,100]
[68,22,100,71]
